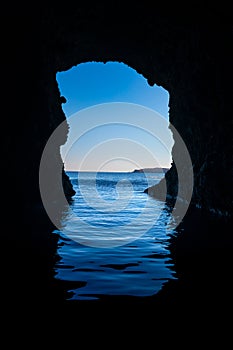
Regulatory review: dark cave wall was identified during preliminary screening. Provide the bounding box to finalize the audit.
[2,5,232,304]
[5,6,232,231]
[41,8,232,217]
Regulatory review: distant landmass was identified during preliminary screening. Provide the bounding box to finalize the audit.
[132,167,169,173]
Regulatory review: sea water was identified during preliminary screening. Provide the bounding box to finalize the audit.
[53,171,177,300]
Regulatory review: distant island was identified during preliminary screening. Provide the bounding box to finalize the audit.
[132,167,169,173]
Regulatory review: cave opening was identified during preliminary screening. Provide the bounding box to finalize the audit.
[56,61,173,174]
[47,61,179,299]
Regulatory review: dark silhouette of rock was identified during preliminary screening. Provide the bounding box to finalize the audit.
[2,5,233,318]
[132,167,169,173]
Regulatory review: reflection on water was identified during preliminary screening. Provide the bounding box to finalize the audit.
[54,171,177,300]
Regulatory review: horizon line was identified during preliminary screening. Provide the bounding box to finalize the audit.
[65,166,170,173]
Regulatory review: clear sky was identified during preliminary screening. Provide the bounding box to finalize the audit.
[56,62,173,172]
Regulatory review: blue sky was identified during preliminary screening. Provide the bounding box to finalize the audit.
[56,62,173,172]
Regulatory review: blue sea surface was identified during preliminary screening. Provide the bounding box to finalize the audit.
[54,171,177,300]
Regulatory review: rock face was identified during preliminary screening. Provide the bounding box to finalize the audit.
[39,6,231,219]
[3,5,232,305]
[8,6,231,220]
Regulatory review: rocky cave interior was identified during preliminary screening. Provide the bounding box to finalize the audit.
[3,5,232,313]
